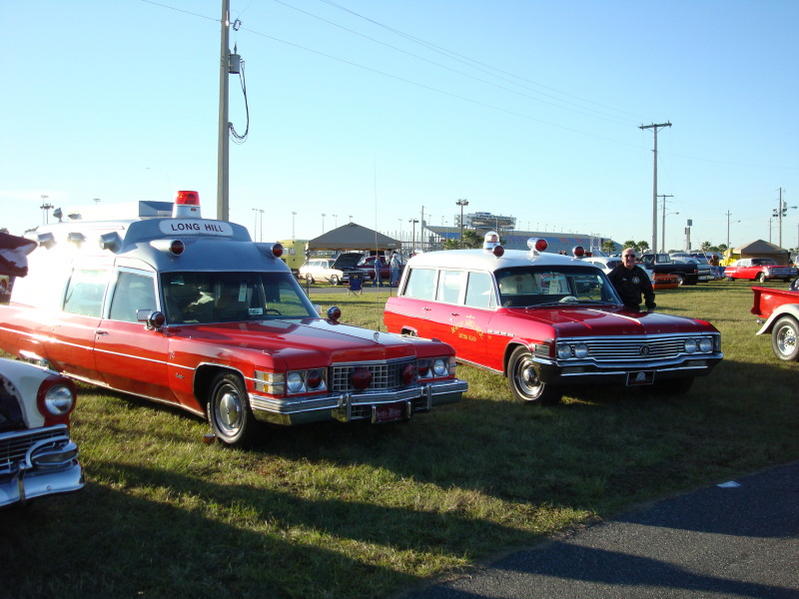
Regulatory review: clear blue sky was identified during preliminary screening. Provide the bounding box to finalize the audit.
[2,0,797,251]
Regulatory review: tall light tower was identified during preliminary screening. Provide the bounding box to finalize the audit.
[456,198,469,247]
[291,211,297,240]
[640,122,672,254]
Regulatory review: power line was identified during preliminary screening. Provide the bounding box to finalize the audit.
[273,0,637,125]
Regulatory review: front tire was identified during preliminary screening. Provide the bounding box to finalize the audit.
[507,346,561,404]
[756,272,766,283]
[329,275,340,286]
[771,316,799,361]
[674,273,685,286]
[207,373,257,446]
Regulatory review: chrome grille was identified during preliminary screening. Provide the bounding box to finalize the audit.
[331,358,413,393]
[564,335,717,362]
[0,426,68,474]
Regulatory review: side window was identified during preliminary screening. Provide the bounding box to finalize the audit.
[63,268,110,317]
[436,269,465,304]
[403,268,437,300]
[109,271,156,322]
[464,272,494,309]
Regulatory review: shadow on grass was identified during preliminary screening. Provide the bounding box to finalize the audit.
[0,460,540,599]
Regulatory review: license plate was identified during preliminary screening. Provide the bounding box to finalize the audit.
[372,402,408,423]
[626,370,655,386]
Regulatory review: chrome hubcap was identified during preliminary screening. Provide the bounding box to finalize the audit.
[777,325,797,356]
[217,389,242,432]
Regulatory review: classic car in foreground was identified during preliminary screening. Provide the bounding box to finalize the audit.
[725,258,797,282]
[0,357,83,508]
[384,234,723,404]
[0,192,466,447]
[752,286,799,361]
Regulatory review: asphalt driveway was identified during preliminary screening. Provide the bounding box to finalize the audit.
[400,461,799,599]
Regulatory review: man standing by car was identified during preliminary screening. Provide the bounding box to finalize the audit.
[608,248,656,312]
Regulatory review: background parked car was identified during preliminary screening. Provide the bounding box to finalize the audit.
[724,258,797,282]
[298,258,347,285]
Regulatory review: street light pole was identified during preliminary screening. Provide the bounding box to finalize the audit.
[455,198,469,247]
[40,194,53,224]
[291,211,297,240]
[409,218,419,253]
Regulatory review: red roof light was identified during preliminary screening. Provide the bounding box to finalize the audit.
[535,239,548,252]
[175,190,200,205]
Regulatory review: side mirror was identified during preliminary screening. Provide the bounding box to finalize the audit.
[327,306,341,323]
[138,309,166,330]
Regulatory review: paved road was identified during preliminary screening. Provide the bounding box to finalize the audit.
[401,462,799,599]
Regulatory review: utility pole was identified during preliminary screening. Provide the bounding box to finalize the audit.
[640,122,672,254]
[658,193,674,253]
[772,187,796,248]
[216,0,231,221]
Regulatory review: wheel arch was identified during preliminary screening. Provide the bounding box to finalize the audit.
[194,363,248,408]
[756,305,799,336]
[503,341,532,377]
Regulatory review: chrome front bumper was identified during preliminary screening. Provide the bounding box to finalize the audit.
[0,459,84,508]
[249,378,467,425]
[533,354,723,386]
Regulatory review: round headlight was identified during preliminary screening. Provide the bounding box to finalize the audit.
[44,384,74,415]
[286,372,305,394]
[432,358,449,376]
[557,345,572,359]
[306,369,324,390]
[574,343,588,359]
[699,338,713,352]
[684,339,698,353]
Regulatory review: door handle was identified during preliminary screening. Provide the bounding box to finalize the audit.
[422,307,431,312]
[96,330,108,335]
[450,312,459,316]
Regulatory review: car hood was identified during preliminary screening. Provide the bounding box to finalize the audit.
[508,305,715,337]
[169,318,422,367]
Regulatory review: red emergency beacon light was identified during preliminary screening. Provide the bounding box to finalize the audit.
[172,190,202,218]
[572,245,585,257]
[528,238,548,253]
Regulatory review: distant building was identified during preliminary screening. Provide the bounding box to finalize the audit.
[456,211,516,231]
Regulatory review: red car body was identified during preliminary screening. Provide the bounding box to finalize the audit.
[384,239,722,404]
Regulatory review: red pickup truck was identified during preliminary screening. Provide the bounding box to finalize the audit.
[751,286,799,360]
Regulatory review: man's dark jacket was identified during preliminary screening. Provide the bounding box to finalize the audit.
[608,264,656,311]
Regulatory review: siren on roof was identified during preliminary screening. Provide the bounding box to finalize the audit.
[172,190,201,218]
[527,238,548,254]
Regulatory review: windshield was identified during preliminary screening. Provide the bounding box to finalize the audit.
[162,271,317,324]
[495,265,621,308]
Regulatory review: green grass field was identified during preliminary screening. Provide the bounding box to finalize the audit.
[2,280,797,599]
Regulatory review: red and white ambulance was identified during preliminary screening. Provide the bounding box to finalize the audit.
[0,192,466,446]
[384,233,722,404]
